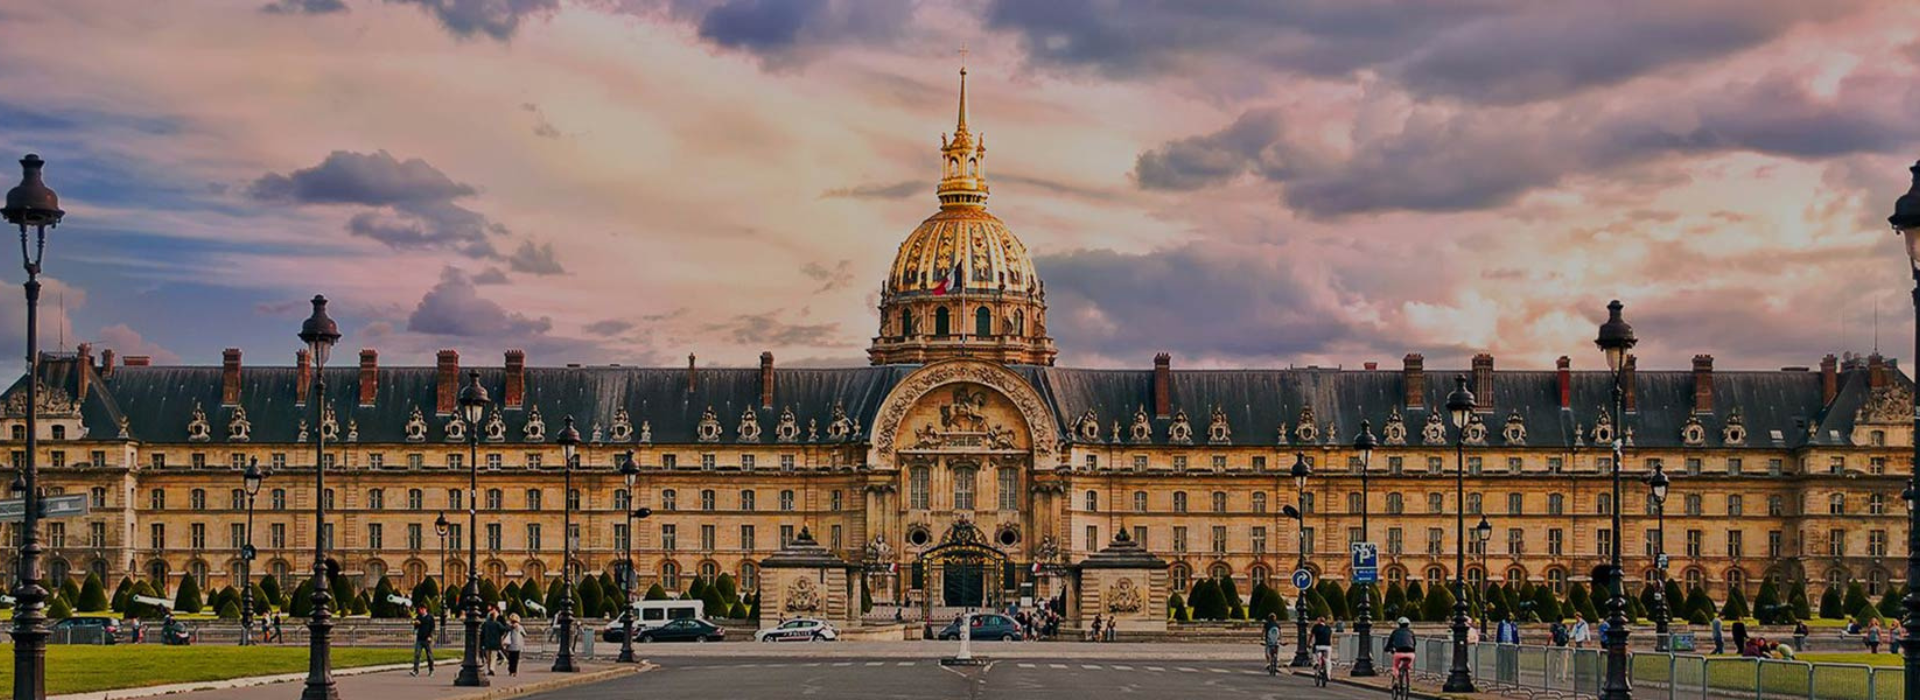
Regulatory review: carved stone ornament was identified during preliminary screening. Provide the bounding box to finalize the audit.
[1293,405,1318,444]
[870,360,1059,464]
[1110,421,1122,444]
[1130,407,1152,444]
[737,406,762,443]
[1462,413,1487,445]
[184,401,211,441]
[775,406,800,443]
[864,535,893,563]
[1275,422,1289,446]
[639,419,653,444]
[226,406,251,442]
[523,406,547,442]
[611,407,633,442]
[1075,409,1101,443]
[1681,415,1706,446]
[1323,421,1338,446]
[320,405,340,441]
[117,415,131,440]
[827,402,853,440]
[1167,410,1193,444]
[590,422,604,444]
[3,382,77,419]
[1106,577,1144,613]
[806,418,817,442]
[404,406,427,442]
[442,412,465,443]
[1421,411,1446,445]
[1501,410,1526,445]
[784,577,821,613]
[1383,408,1407,446]
[1591,408,1614,445]
[1722,408,1746,445]
[1207,405,1232,445]
[1857,384,1913,425]
[484,411,507,442]
[297,418,310,443]
[345,418,358,443]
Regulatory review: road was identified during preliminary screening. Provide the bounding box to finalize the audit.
[529,653,1385,699]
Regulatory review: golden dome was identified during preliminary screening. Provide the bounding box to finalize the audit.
[886,206,1039,297]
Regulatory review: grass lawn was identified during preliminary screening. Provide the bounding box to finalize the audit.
[1799,652,1905,667]
[0,644,455,696]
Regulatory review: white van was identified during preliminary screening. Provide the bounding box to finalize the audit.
[600,600,706,642]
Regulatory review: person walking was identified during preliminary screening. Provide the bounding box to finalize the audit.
[1793,620,1809,653]
[411,606,437,677]
[1496,615,1521,683]
[1262,613,1283,673]
[503,613,527,677]
[1551,618,1572,682]
[481,609,506,676]
[271,612,283,643]
[1866,618,1883,654]
[1711,615,1725,654]
[1731,617,1748,656]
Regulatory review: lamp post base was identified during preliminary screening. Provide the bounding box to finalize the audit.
[454,611,488,688]
[1351,617,1377,677]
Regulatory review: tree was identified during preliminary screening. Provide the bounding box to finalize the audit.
[1219,576,1243,617]
[1788,581,1812,620]
[1383,582,1407,620]
[47,596,72,620]
[715,573,740,607]
[688,576,709,601]
[1845,580,1872,619]
[289,579,314,618]
[578,576,605,618]
[1406,581,1425,612]
[1820,585,1845,619]
[111,576,134,613]
[1191,579,1228,621]
[57,577,81,608]
[173,575,204,614]
[371,577,398,618]
[1421,581,1456,622]
[644,582,669,601]
[1250,583,1283,621]
[351,591,370,616]
[1754,580,1782,624]
[729,601,749,619]
[411,578,441,611]
[218,600,242,619]
[1304,586,1332,621]
[700,581,727,620]
[1168,591,1190,622]
[1722,587,1750,621]
[250,583,271,615]
[261,575,283,611]
[1568,583,1593,624]
[1685,585,1716,621]
[479,578,502,608]
[1531,585,1562,623]
[1317,580,1347,620]
[1880,584,1905,619]
[78,572,109,612]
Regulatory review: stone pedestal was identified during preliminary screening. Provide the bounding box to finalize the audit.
[759,527,857,626]
[1070,529,1167,632]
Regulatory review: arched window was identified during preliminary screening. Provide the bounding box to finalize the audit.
[1171,563,1192,592]
[975,307,993,337]
[1013,310,1025,335]
[698,561,719,583]
[1729,568,1750,597]
[1507,567,1526,585]
[1251,565,1271,588]
[1466,567,1485,589]
[189,560,209,589]
[953,467,976,510]
[660,561,680,591]
[740,561,758,591]
[1134,491,1148,513]
[900,309,915,337]
[1868,569,1887,596]
[1084,490,1098,512]
[1209,563,1231,581]
[1547,568,1566,595]
[934,307,951,337]
[147,560,168,584]
[909,468,929,510]
[1386,567,1406,586]
[1425,566,1446,583]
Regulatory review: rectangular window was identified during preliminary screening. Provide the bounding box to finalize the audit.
[1598,529,1614,558]
[1547,457,1564,473]
[1252,455,1268,471]
[191,453,206,469]
[1871,457,1887,475]
[1507,457,1523,474]
[741,490,756,512]
[447,523,460,547]
[1428,493,1444,514]
[1768,458,1783,476]
[1348,527,1363,547]
[830,524,843,551]
[1768,530,1782,559]
[1507,493,1523,514]
[700,490,716,511]
[526,454,542,469]
[831,490,843,511]
[1427,528,1443,556]
[1427,457,1443,473]
[1083,454,1097,470]
[1507,528,1524,556]
[1252,526,1268,554]
[741,525,755,551]
[1172,455,1188,471]
[320,523,334,551]
[44,522,64,549]
[1466,493,1482,514]
[1728,494,1744,516]
[270,523,286,549]
[407,523,423,551]
[151,523,165,549]
[1727,458,1742,476]
[1387,527,1403,556]
[661,524,677,551]
[526,524,542,551]
[1829,457,1845,475]
[151,453,166,469]
[661,489,676,511]
[1302,527,1315,555]
[1869,530,1888,558]
[661,454,677,469]
[1828,529,1845,558]
[1548,528,1564,556]
[999,469,1019,510]
[1132,526,1148,548]
[780,525,795,547]
[485,524,501,551]
[1467,457,1482,475]
[447,453,463,470]
[780,490,795,511]
[406,453,422,469]
[368,523,384,550]
[1388,456,1404,475]
[700,524,715,551]
[89,450,106,467]
[1172,526,1188,553]
[88,521,105,548]
[1085,525,1098,551]
[190,523,206,550]
[1685,457,1702,476]
[228,523,244,548]
[741,454,756,471]
[701,453,716,470]
[1212,526,1227,554]
[1728,530,1744,559]
[486,454,502,470]
[1685,529,1703,557]
[613,524,630,551]
[773,454,793,471]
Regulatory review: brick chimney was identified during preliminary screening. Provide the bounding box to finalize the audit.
[295,349,310,405]
[358,349,378,407]
[1821,353,1839,404]
[1869,352,1887,389]
[1556,356,1571,409]
[1623,355,1638,413]
[1153,353,1172,419]
[124,355,152,367]
[435,350,460,415]
[75,343,92,400]
[100,348,115,377]
[221,348,242,406]
[687,353,698,393]
[759,352,775,408]
[1692,354,1714,413]
[504,350,526,409]
[1403,354,1425,409]
[1471,353,1494,412]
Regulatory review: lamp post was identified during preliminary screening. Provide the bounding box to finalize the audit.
[1644,461,1671,652]
[241,459,265,646]
[434,513,450,646]
[615,452,652,664]
[1443,374,1477,693]
[1884,163,1920,700]
[296,295,341,700]
[1351,421,1379,677]
[5,153,63,700]
[452,371,490,688]
[1475,515,1492,635]
[1287,452,1313,668]
[1595,299,1639,700]
[551,417,581,673]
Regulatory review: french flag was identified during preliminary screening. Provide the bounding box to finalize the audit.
[932,260,963,296]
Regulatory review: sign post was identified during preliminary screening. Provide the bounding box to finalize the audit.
[0,495,88,523]
[1351,543,1380,584]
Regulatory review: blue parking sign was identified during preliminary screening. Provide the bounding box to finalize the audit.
[1351,542,1379,584]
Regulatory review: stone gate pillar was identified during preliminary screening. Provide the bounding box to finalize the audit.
[759,527,856,627]
[1070,529,1167,633]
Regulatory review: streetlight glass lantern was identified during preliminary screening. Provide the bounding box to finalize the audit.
[618,451,639,489]
[296,295,341,369]
[1354,420,1377,467]
[457,370,490,427]
[434,512,449,537]
[1595,300,1638,374]
[243,458,265,497]
[1475,516,1492,543]
[1890,161,1920,263]
[557,416,581,464]
[2,154,64,229]
[1289,452,1311,490]
[1445,374,1476,428]
[1647,462,1670,504]
[1904,486,1916,515]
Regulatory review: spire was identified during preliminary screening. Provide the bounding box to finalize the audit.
[936,56,988,208]
[955,63,970,136]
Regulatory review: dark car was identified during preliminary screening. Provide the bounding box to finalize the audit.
[638,618,726,643]
[938,614,1022,641]
[51,616,121,645]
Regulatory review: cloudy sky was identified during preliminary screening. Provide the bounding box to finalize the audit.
[1,0,1917,373]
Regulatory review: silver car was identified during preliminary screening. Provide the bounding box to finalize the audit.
[754,618,839,642]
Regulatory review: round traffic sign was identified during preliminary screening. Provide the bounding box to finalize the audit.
[1291,569,1314,590]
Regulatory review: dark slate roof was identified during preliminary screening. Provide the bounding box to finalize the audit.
[5,355,1902,450]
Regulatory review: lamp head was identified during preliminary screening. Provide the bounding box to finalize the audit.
[1281,504,1301,521]
[557,415,581,462]
[1646,461,1670,503]
[434,512,449,536]
[1475,515,1492,541]
[1445,374,1476,428]
[1594,300,1637,374]
[1353,419,1377,460]
[1891,161,1920,263]
[242,457,265,496]
[632,507,654,520]
[1288,451,1311,488]
[2,154,63,229]
[297,295,342,368]
[457,369,490,425]
[618,450,639,487]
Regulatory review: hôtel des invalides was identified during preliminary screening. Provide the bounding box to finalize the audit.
[0,68,1910,615]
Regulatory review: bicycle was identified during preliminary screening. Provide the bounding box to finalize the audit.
[1312,647,1330,687]
[1389,656,1412,700]
[1264,643,1280,675]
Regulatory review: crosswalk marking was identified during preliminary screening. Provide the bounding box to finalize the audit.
[1209,668,1232,674]
[1018,663,1035,668]
[1146,666,1165,672]
[833,662,852,667]
[1177,667,1199,673]
[1048,663,1067,669]
[865,662,885,666]
[1111,665,1132,671]
[897,662,915,666]
[1242,670,1262,675]
[1081,664,1103,670]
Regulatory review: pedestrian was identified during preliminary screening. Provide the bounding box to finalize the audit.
[481,609,506,676]
[1890,621,1903,655]
[1571,614,1591,650]
[1711,614,1724,654]
[128,616,143,644]
[1105,617,1117,642]
[271,612,283,643]
[1866,618,1883,654]
[1793,620,1809,653]
[1551,619,1572,682]
[411,606,437,677]
[1731,617,1748,655]
[1496,615,1521,683]
[503,613,526,677]
[1088,614,1102,642]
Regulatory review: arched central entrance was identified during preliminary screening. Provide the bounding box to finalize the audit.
[917,521,1011,615]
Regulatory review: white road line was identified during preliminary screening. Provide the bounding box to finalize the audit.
[803,663,821,667]
[1049,663,1068,669]
[1081,664,1103,670]
[1018,663,1035,668]
[1111,665,1133,671]
[897,662,915,666]
[833,662,852,667]
[1242,670,1262,675]
[1145,666,1165,672]
[1209,668,1232,674]
[765,663,787,668]
[865,662,885,666]
[1177,667,1200,673]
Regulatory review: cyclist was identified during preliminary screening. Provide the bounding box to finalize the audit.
[1310,616,1334,681]
[1387,617,1417,694]
[1262,613,1283,674]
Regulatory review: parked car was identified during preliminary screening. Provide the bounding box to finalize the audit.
[937,614,1022,641]
[51,616,121,645]
[755,618,839,642]
[636,618,726,643]
[601,600,706,642]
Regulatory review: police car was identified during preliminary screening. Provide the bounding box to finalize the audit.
[754,618,839,642]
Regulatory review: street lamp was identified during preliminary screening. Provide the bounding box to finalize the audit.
[1287,452,1313,668]
[5,153,63,700]
[296,295,341,700]
[1474,515,1492,635]
[241,459,265,646]
[1885,163,1920,700]
[434,512,450,646]
[551,417,581,673]
[1643,461,1671,651]
[1351,421,1380,677]
[453,371,490,688]
[615,451,650,664]
[1443,374,1477,693]
[1595,300,1638,700]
